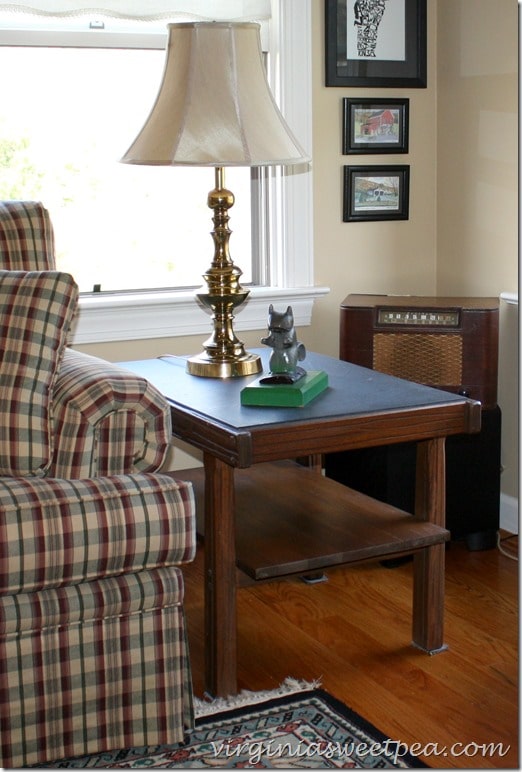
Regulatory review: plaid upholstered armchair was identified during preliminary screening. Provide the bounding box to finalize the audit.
[0,200,172,479]
[0,202,196,767]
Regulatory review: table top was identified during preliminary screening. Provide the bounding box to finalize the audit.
[119,349,478,431]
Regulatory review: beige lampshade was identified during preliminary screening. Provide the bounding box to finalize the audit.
[121,21,310,167]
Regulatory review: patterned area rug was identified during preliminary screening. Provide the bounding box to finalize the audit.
[39,679,427,769]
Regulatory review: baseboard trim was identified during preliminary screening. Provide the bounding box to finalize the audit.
[500,493,519,534]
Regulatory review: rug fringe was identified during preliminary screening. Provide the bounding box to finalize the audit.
[194,676,321,717]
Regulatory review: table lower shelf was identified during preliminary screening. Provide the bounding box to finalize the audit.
[178,460,449,581]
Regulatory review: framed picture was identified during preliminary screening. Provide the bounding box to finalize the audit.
[326,0,427,88]
[343,165,410,222]
[343,98,409,154]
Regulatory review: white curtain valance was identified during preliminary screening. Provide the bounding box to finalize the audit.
[0,0,270,21]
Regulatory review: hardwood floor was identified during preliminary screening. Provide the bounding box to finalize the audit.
[182,534,518,769]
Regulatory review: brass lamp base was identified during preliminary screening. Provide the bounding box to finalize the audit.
[187,350,261,378]
[187,167,262,379]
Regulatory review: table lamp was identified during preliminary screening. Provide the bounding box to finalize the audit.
[121,21,310,377]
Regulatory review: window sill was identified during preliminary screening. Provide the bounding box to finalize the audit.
[71,285,330,344]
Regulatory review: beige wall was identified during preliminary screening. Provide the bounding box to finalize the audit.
[308,0,439,357]
[76,1,518,510]
[437,0,518,295]
[436,0,518,515]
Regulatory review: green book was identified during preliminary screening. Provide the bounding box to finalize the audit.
[241,370,329,407]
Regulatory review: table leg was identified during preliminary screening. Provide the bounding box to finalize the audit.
[203,453,238,696]
[296,453,324,472]
[412,437,448,653]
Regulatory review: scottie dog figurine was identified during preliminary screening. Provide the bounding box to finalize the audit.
[260,304,306,384]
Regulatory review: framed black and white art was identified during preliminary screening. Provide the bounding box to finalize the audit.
[326,0,427,88]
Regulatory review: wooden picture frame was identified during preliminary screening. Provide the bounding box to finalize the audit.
[326,0,427,88]
[343,98,409,154]
[343,165,410,222]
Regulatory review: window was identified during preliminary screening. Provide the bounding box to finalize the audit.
[0,22,253,292]
[0,0,324,343]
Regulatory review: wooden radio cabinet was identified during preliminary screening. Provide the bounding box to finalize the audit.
[339,294,499,408]
[326,295,501,550]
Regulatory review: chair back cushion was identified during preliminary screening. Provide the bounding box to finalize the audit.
[0,270,78,476]
[0,201,56,271]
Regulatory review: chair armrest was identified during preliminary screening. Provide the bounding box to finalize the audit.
[0,473,196,597]
[51,349,172,477]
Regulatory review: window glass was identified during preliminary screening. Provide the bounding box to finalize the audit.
[0,43,252,292]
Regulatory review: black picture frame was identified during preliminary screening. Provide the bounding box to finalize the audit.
[343,165,410,222]
[343,98,409,154]
[326,0,427,88]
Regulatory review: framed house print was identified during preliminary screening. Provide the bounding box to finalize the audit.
[343,98,409,154]
[343,165,410,222]
[326,0,427,88]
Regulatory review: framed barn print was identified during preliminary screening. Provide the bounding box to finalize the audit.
[343,165,410,222]
[326,0,427,88]
[343,98,409,154]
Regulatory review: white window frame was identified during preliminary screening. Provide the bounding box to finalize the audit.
[3,0,328,343]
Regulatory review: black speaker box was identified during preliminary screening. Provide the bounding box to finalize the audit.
[325,406,501,550]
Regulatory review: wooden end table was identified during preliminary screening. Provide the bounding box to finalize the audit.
[120,350,480,697]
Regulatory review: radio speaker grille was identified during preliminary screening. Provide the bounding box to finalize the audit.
[373,333,463,385]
